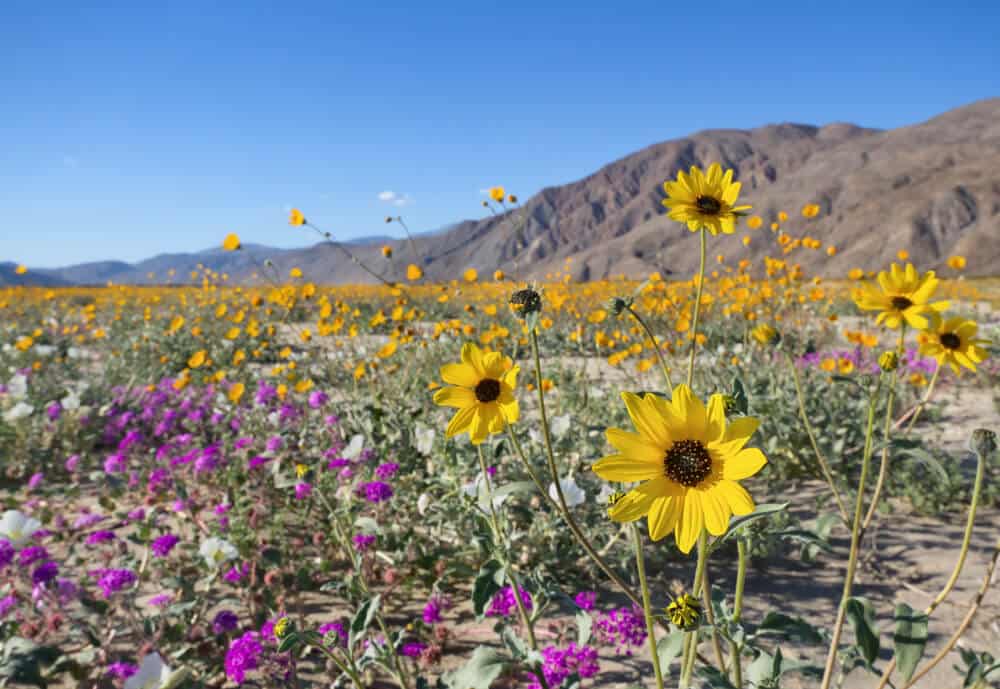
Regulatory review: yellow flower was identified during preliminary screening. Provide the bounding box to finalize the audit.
[406,264,423,281]
[751,324,779,346]
[826,246,837,256]
[853,263,949,329]
[746,215,763,230]
[228,382,245,403]
[666,593,702,631]
[848,268,864,281]
[382,245,393,258]
[222,233,241,251]
[947,255,966,271]
[493,270,505,281]
[593,384,766,552]
[778,211,788,222]
[489,186,506,202]
[290,267,303,279]
[433,343,519,445]
[377,340,398,359]
[918,315,989,374]
[802,204,821,218]
[661,164,751,235]
[15,264,28,275]
[15,336,34,351]
[463,268,479,283]
[897,250,909,261]
[289,209,306,226]
[188,350,207,368]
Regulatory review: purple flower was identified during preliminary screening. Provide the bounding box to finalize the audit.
[352,534,376,552]
[318,620,347,646]
[74,513,105,529]
[85,530,117,545]
[151,534,180,557]
[327,457,350,470]
[127,508,146,522]
[486,586,533,618]
[401,642,426,658]
[224,562,250,583]
[0,540,14,569]
[294,482,312,500]
[19,546,49,567]
[32,561,59,585]
[46,402,62,421]
[27,472,44,490]
[106,662,138,679]
[65,454,80,472]
[529,643,600,689]
[148,593,173,608]
[422,593,451,625]
[594,605,647,654]
[265,436,283,452]
[356,481,394,503]
[307,390,329,408]
[248,455,271,470]
[574,591,598,612]
[213,609,240,634]
[375,462,399,480]
[0,594,17,617]
[103,453,127,474]
[93,568,137,597]
[225,630,263,684]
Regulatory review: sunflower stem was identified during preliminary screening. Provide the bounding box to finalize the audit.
[680,529,710,688]
[818,376,883,689]
[730,540,747,689]
[785,352,850,525]
[861,326,905,534]
[901,363,941,434]
[626,304,673,390]
[686,228,707,388]
[632,524,665,689]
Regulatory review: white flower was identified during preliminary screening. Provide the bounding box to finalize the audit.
[414,425,435,456]
[596,484,617,504]
[34,345,55,357]
[417,493,431,515]
[549,477,586,508]
[3,402,33,422]
[199,537,238,568]
[342,434,365,459]
[7,374,27,399]
[124,653,173,689]
[0,509,42,546]
[67,347,83,359]
[61,391,81,411]
[550,413,572,439]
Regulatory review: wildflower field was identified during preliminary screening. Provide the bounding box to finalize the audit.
[2,169,999,689]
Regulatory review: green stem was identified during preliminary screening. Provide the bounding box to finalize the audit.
[730,540,747,689]
[818,377,883,689]
[633,524,665,689]
[901,364,941,433]
[679,530,709,688]
[686,228,707,388]
[861,327,906,534]
[786,353,850,525]
[626,305,673,390]
[873,439,987,689]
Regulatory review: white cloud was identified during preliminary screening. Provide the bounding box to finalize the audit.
[378,191,412,206]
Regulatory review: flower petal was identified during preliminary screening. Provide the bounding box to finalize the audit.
[445,406,476,438]
[705,394,727,442]
[671,384,706,442]
[592,454,664,482]
[715,480,754,515]
[606,427,665,462]
[648,494,683,542]
[674,491,703,554]
[608,487,656,523]
[722,448,767,480]
[460,342,486,377]
[699,487,731,536]
[440,362,480,388]
[621,392,669,447]
[433,386,476,408]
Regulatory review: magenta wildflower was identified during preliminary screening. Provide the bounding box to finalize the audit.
[151,534,180,557]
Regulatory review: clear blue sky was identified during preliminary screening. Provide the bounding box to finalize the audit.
[2,0,998,268]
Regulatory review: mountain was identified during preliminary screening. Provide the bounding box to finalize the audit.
[8,98,1000,286]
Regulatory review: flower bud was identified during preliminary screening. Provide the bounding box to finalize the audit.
[509,287,542,317]
[666,593,702,631]
[970,428,997,457]
[608,296,632,316]
[878,351,899,372]
[751,324,780,346]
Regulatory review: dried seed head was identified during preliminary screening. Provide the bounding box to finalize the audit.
[970,429,997,457]
[509,287,542,317]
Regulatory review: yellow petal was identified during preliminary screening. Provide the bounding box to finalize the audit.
[446,406,476,438]
[470,408,490,444]
[460,342,486,376]
[440,362,479,387]
[486,403,505,434]
[675,491,703,554]
[723,448,767,480]
[723,416,759,444]
[593,454,663,482]
[645,393,687,439]
[705,394,727,442]
[502,365,519,388]
[671,384,706,441]
[621,392,669,446]
[606,428,664,462]
[433,386,476,408]
[482,351,506,379]
[715,479,754,515]
[699,487,731,536]
[608,487,656,523]
[648,494,683,541]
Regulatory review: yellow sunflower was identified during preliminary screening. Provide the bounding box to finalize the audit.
[661,163,751,235]
[433,343,519,444]
[593,384,767,553]
[918,315,990,374]
[853,263,949,330]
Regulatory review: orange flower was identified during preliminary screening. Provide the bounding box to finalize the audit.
[289,209,306,226]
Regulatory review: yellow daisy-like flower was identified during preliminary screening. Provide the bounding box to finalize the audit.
[661,163,751,235]
[947,255,966,271]
[666,593,702,631]
[406,264,423,281]
[222,233,241,251]
[918,315,990,374]
[433,343,519,445]
[853,263,949,330]
[593,384,766,553]
[289,208,306,226]
[489,186,506,202]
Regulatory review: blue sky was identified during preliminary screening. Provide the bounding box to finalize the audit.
[2,0,998,268]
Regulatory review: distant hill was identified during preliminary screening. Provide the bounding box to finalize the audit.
[7,98,1000,285]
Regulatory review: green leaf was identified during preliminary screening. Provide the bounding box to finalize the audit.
[730,378,749,415]
[500,626,528,660]
[441,646,508,689]
[746,647,783,688]
[716,503,789,545]
[756,612,825,644]
[472,560,505,617]
[892,603,928,682]
[276,632,300,654]
[656,631,687,670]
[845,597,880,665]
[349,594,382,648]
[575,610,592,647]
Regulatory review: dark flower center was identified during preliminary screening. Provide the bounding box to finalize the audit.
[695,195,722,215]
[939,332,961,350]
[474,378,501,403]
[890,296,913,311]
[664,439,712,487]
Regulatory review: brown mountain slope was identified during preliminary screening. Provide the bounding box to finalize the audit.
[20,98,1000,285]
